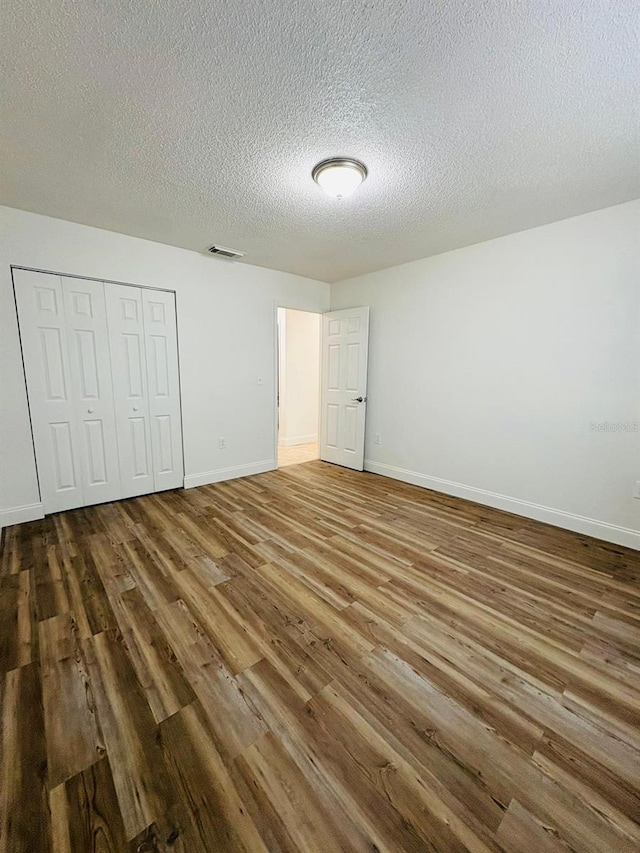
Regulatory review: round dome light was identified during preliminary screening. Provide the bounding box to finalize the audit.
[312,158,368,199]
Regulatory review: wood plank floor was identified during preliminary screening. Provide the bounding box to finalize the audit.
[1,461,639,852]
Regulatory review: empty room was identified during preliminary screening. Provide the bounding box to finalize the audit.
[1,1,639,851]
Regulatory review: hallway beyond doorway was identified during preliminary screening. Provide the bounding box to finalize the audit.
[277,307,321,468]
[278,441,319,467]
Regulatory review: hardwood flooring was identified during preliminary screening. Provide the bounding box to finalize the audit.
[1,461,639,852]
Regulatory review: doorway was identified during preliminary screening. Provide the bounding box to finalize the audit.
[276,307,322,468]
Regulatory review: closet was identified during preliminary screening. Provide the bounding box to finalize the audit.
[14,269,184,515]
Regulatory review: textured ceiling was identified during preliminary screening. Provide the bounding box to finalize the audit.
[1,1,639,282]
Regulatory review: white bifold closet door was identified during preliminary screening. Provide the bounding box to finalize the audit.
[14,269,183,515]
[141,289,184,492]
[104,283,155,498]
[104,283,183,498]
[63,277,122,506]
[14,271,121,512]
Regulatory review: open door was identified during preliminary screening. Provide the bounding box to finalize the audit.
[320,307,370,470]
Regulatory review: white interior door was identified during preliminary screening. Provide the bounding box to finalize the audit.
[104,283,155,498]
[62,277,121,506]
[142,289,184,491]
[14,270,84,513]
[320,307,370,470]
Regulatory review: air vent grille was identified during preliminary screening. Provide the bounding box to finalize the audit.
[205,244,246,259]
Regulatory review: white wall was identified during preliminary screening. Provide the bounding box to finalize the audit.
[278,308,321,446]
[3,202,638,547]
[0,206,329,525]
[331,200,640,549]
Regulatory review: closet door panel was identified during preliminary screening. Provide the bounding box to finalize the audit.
[142,289,184,491]
[13,270,83,513]
[104,283,155,498]
[62,278,122,504]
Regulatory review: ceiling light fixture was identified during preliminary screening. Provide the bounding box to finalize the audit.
[312,158,368,199]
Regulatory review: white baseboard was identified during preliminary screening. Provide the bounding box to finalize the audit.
[184,459,275,489]
[278,434,318,447]
[364,460,640,551]
[0,502,44,529]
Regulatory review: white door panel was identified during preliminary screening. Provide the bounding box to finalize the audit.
[62,278,121,504]
[105,283,155,498]
[13,271,103,513]
[142,289,183,491]
[320,307,369,470]
[50,421,78,492]
[14,270,84,512]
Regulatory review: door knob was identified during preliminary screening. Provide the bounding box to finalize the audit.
[87,407,95,413]
[133,406,139,411]
[351,396,366,403]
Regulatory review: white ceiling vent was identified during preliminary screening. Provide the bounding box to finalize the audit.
[205,244,246,260]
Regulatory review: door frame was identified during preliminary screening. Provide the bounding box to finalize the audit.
[272,301,323,469]
[11,265,187,507]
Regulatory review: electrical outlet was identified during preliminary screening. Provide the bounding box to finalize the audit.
[218,437,226,450]
[374,433,381,445]
[634,480,640,499]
